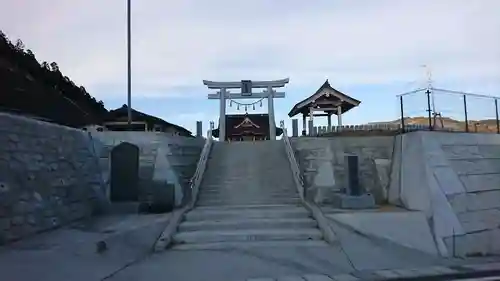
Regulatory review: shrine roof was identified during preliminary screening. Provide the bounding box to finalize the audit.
[288,80,361,117]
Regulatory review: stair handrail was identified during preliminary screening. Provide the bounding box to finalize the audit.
[280,121,304,200]
[189,127,214,207]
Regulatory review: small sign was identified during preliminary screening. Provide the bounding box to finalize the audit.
[241,80,252,96]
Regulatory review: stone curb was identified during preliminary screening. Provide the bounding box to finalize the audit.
[303,200,339,245]
[153,206,190,252]
[365,262,500,281]
[244,262,500,281]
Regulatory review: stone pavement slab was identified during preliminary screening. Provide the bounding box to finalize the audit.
[327,219,451,272]
[0,213,170,281]
[241,260,500,281]
[108,245,354,281]
[327,211,438,256]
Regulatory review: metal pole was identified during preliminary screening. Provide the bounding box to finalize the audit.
[127,0,132,127]
[463,94,468,132]
[495,99,499,134]
[426,90,433,131]
[399,95,405,133]
[452,228,456,258]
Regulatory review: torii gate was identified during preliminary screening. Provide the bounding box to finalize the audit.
[203,78,289,141]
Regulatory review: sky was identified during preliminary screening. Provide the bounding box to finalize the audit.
[1,0,500,134]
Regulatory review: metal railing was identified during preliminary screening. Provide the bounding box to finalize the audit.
[280,120,305,200]
[188,128,214,207]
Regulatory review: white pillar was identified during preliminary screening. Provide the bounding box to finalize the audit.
[219,88,226,141]
[337,105,343,130]
[267,86,276,140]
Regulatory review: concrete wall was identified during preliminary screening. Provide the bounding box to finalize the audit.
[388,131,500,257]
[90,132,204,207]
[0,113,107,244]
[290,136,394,204]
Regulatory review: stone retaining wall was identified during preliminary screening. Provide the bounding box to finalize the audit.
[90,132,204,208]
[388,131,500,257]
[0,113,107,244]
[290,136,394,204]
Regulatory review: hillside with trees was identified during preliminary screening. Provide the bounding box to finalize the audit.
[0,30,108,127]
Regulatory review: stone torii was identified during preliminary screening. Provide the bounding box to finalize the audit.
[204,78,289,141]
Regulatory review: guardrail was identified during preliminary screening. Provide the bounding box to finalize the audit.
[308,123,464,136]
[188,129,213,208]
[280,120,304,200]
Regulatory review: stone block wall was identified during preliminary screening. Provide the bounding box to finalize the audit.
[433,133,500,257]
[290,136,394,204]
[388,131,500,257]
[0,113,107,244]
[90,132,204,208]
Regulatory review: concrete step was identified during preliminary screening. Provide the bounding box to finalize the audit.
[184,207,310,221]
[198,193,299,199]
[196,197,303,207]
[197,194,300,202]
[172,228,323,244]
[199,187,297,193]
[193,204,304,211]
[170,240,330,250]
[178,217,317,232]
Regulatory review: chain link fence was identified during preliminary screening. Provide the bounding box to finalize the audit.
[398,88,500,134]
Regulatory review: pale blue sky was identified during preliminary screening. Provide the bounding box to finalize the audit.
[1,0,499,134]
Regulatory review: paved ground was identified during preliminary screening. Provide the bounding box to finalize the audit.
[106,220,457,281]
[0,213,171,281]
[0,210,498,281]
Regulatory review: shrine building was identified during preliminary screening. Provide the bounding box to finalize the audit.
[211,113,283,141]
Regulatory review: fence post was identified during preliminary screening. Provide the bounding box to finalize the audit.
[463,94,469,132]
[426,89,433,131]
[452,228,456,257]
[292,119,298,137]
[308,120,314,136]
[399,95,405,133]
[495,99,499,134]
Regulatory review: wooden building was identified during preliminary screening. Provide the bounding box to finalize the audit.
[102,105,192,136]
[288,80,361,135]
[211,113,283,141]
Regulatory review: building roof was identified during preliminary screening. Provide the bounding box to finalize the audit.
[288,80,361,117]
[105,105,192,135]
[211,113,283,138]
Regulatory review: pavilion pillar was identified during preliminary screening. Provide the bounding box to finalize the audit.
[302,114,307,136]
[219,88,226,141]
[337,105,343,131]
[267,86,276,140]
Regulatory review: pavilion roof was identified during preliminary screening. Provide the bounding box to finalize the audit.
[288,80,361,117]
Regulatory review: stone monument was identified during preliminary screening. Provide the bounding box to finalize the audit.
[332,154,375,209]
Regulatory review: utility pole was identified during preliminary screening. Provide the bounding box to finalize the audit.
[422,64,441,130]
[127,0,132,127]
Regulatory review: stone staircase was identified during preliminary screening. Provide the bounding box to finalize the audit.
[171,141,328,250]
